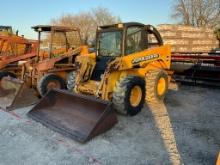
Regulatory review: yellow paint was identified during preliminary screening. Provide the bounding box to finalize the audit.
[217,152,220,165]
[74,44,172,101]
[157,77,166,96]
[130,86,142,107]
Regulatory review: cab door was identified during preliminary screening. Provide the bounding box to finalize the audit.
[125,26,147,55]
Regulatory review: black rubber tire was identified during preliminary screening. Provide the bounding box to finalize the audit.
[145,70,168,103]
[67,71,77,91]
[0,71,16,80]
[113,75,146,116]
[37,73,66,96]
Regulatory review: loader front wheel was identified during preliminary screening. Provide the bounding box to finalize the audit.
[145,70,168,103]
[37,74,66,96]
[67,71,77,91]
[113,75,146,116]
[0,71,16,80]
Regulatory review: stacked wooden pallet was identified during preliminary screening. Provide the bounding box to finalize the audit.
[157,24,218,52]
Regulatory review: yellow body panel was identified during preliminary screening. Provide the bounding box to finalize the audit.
[119,45,171,71]
[75,45,171,101]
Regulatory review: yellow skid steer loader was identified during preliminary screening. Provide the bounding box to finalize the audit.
[28,22,172,142]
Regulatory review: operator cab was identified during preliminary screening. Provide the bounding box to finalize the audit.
[32,25,81,60]
[90,22,163,81]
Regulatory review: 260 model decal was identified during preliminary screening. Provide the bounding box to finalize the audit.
[132,54,159,64]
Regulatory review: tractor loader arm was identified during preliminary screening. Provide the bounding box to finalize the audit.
[74,53,96,88]
[36,46,85,72]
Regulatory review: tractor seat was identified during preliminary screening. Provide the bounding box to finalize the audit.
[90,56,114,81]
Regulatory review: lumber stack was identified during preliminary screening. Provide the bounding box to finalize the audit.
[157,24,218,52]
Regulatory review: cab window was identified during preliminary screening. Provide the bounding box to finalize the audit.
[148,32,161,48]
[98,31,122,57]
[126,26,144,55]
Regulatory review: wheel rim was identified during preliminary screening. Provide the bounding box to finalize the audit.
[46,81,61,91]
[157,77,166,96]
[129,85,142,107]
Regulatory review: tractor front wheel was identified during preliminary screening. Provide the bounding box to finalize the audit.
[37,74,66,96]
[0,71,16,80]
[113,75,146,116]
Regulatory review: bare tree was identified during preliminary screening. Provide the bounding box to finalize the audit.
[51,7,121,44]
[171,0,220,27]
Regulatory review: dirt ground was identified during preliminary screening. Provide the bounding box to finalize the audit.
[0,84,219,165]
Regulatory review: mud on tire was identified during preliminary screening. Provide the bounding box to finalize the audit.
[0,71,16,80]
[145,69,168,103]
[112,75,146,116]
[67,71,77,91]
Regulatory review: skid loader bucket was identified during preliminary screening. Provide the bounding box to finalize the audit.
[27,89,117,143]
[0,77,39,111]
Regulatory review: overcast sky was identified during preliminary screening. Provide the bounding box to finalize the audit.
[0,0,174,39]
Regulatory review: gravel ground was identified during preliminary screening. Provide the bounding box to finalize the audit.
[0,85,219,165]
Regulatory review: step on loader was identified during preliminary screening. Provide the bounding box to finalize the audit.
[28,22,172,142]
[0,25,88,111]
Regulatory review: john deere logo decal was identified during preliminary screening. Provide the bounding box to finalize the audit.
[132,54,159,64]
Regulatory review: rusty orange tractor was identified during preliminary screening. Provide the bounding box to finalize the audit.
[21,25,88,96]
[0,25,88,110]
[0,26,38,79]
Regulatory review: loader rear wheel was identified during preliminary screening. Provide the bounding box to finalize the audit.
[113,75,146,116]
[67,71,77,91]
[145,70,168,103]
[37,74,66,96]
[0,71,16,80]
